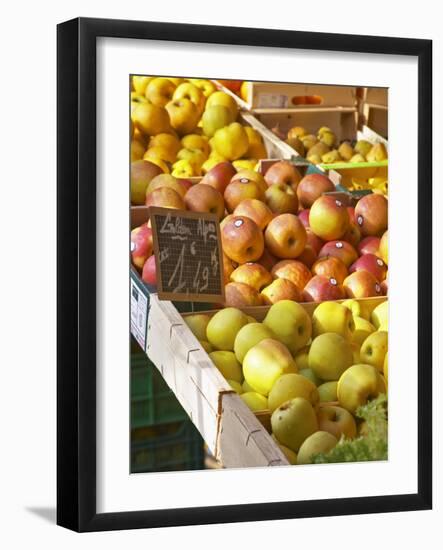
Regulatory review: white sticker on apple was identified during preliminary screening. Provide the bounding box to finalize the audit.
[330,278,337,286]
[357,215,364,226]
[335,200,342,207]
[130,242,136,252]
[377,258,384,266]
[234,219,244,227]
[240,178,250,184]
[375,283,381,293]
[335,242,343,248]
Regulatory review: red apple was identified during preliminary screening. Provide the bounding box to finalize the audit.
[230,262,272,291]
[200,162,236,194]
[297,245,317,268]
[141,254,157,285]
[347,206,356,224]
[309,195,350,240]
[261,278,304,304]
[131,224,153,269]
[231,170,267,193]
[221,216,264,264]
[342,221,361,248]
[224,282,262,307]
[381,276,388,295]
[146,173,187,198]
[296,173,335,208]
[234,199,273,230]
[265,183,299,214]
[185,183,225,220]
[271,259,312,290]
[223,252,237,284]
[306,229,324,255]
[131,160,163,205]
[257,248,278,272]
[318,240,358,268]
[265,213,307,259]
[224,179,265,213]
[354,194,388,237]
[343,270,384,298]
[349,254,387,282]
[264,160,302,192]
[177,178,193,192]
[303,275,346,302]
[358,236,381,256]
[298,209,310,228]
[312,256,348,284]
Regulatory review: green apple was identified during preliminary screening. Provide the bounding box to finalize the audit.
[184,313,211,341]
[233,322,275,364]
[297,431,337,464]
[312,301,355,340]
[317,405,357,439]
[309,333,353,381]
[317,381,338,402]
[337,364,386,413]
[351,316,376,347]
[268,373,319,412]
[240,392,268,412]
[263,300,312,354]
[227,379,243,394]
[209,351,243,383]
[299,368,322,386]
[206,307,249,351]
[243,339,297,396]
[271,397,318,452]
[360,331,388,372]
[371,301,388,331]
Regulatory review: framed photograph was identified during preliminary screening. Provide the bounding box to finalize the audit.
[57,17,432,532]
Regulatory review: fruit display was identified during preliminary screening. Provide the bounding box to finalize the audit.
[131,159,388,303]
[184,297,388,465]
[131,76,271,187]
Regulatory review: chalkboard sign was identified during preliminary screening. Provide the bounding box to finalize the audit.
[149,207,225,303]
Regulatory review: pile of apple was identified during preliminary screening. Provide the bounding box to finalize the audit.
[184,297,388,465]
[131,75,268,185]
[275,125,388,167]
[131,159,389,304]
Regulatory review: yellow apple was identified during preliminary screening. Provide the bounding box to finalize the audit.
[206,90,238,119]
[227,379,243,394]
[240,392,268,412]
[268,373,319,412]
[233,159,259,171]
[312,301,355,340]
[149,133,181,155]
[379,230,388,264]
[352,316,376,347]
[297,431,337,464]
[233,322,275,363]
[274,440,298,465]
[294,347,310,370]
[132,102,172,136]
[271,397,318,452]
[263,300,312,354]
[384,354,388,387]
[131,139,145,162]
[144,145,176,164]
[165,98,200,136]
[337,364,386,413]
[176,148,207,171]
[243,338,297,396]
[360,331,388,372]
[132,75,154,95]
[309,333,354,381]
[202,105,235,137]
[209,351,243,383]
[145,77,176,107]
[199,340,213,354]
[299,368,322,386]
[213,123,249,160]
[191,79,217,98]
[206,307,249,351]
[173,82,205,113]
[184,313,211,341]
[317,405,357,439]
[342,298,372,321]
[181,134,210,156]
[171,159,199,178]
[242,379,255,393]
[317,381,338,402]
[371,300,388,331]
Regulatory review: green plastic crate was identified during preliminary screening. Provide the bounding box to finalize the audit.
[131,420,204,473]
[131,353,187,428]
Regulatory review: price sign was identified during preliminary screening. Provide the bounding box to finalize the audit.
[149,207,225,303]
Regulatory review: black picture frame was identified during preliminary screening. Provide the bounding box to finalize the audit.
[57,17,432,532]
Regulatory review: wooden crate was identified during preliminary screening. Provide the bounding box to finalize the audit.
[359,88,388,138]
[227,81,357,111]
[181,296,387,441]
